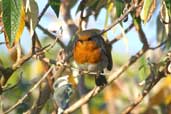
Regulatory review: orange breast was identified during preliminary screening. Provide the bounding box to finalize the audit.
[73,41,101,64]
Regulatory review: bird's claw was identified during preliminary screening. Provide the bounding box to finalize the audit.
[95,75,107,86]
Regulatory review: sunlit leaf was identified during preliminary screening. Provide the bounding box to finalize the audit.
[149,76,171,106]
[2,0,25,47]
[160,1,171,49]
[49,0,60,18]
[161,1,171,24]
[104,1,113,38]
[140,0,156,23]
[25,0,39,37]
[119,24,128,50]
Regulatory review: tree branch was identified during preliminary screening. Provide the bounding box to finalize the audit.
[136,23,149,49]
[37,24,66,49]
[121,58,169,114]
[100,3,137,35]
[109,23,134,45]
[38,2,50,22]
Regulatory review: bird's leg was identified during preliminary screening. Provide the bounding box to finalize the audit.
[95,71,107,86]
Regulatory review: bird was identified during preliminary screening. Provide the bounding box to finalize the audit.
[53,75,73,114]
[73,29,113,86]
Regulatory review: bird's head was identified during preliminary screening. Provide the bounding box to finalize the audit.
[76,29,101,41]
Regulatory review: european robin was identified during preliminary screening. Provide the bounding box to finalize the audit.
[73,29,113,86]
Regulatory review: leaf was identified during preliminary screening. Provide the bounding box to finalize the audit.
[164,0,171,17]
[76,0,107,20]
[104,1,113,38]
[160,1,171,49]
[25,0,39,37]
[140,0,156,23]
[138,56,150,80]
[0,0,2,15]
[149,76,171,106]
[160,1,171,24]
[115,0,124,18]
[2,0,25,47]
[156,15,166,43]
[133,15,141,31]
[49,0,61,18]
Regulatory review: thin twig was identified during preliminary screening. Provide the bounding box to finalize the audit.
[149,39,167,50]
[99,4,137,35]
[37,24,56,38]
[42,34,63,52]
[3,66,54,114]
[12,51,33,70]
[109,23,134,45]
[0,42,6,45]
[137,23,149,49]
[37,24,66,49]
[38,2,50,22]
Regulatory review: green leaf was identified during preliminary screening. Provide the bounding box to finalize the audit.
[2,0,25,47]
[138,56,149,80]
[140,0,156,23]
[0,0,2,15]
[132,14,141,31]
[165,0,171,17]
[49,0,60,18]
[156,15,166,43]
[115,0,124,18]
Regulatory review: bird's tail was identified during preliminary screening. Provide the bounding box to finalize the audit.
[106,43,113,71]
